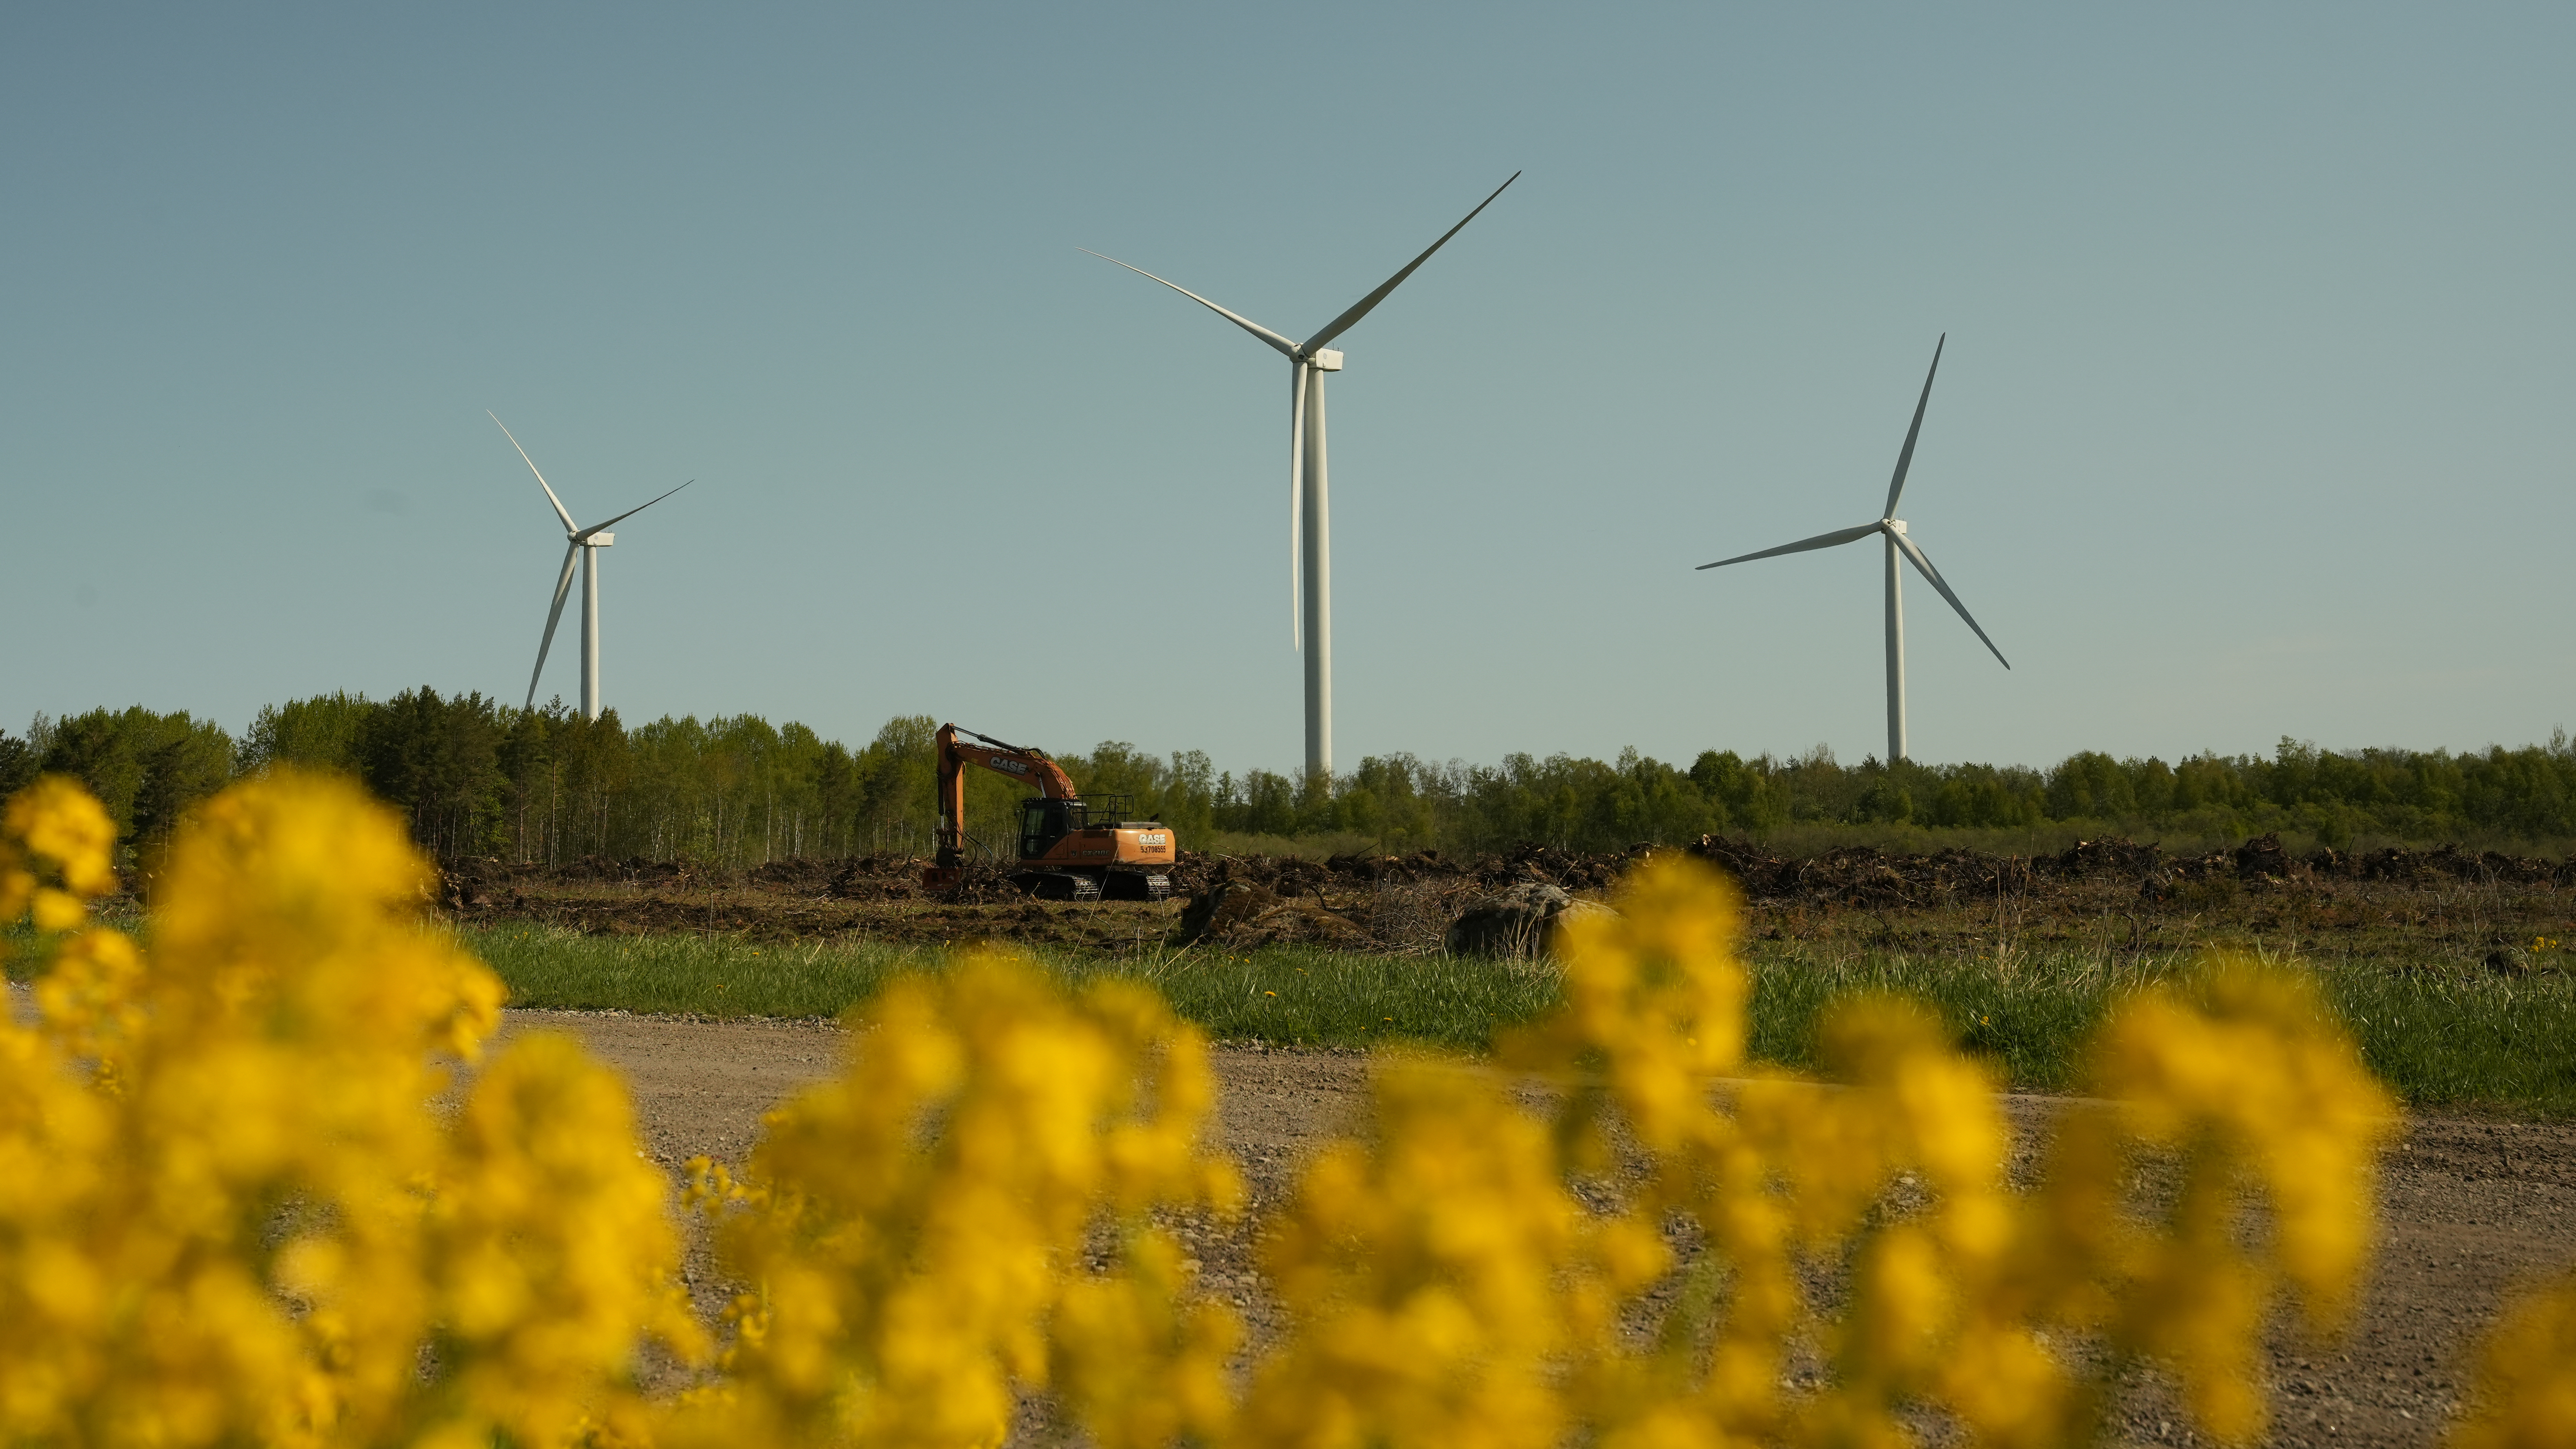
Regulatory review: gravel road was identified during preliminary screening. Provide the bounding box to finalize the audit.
[501,1007,2576,1449]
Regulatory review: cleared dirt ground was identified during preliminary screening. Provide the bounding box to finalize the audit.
[509,1008,2576,1449]
[446,835,2576,974]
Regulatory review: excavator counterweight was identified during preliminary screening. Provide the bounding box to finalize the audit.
[921,722,1176,900]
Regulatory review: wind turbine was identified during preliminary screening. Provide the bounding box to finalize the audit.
[488,412,691,722]
[1695,337,2009,763]
[1085,172,1519,781]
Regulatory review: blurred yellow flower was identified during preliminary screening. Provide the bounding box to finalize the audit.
[0,774,117,923]
[663,953,1241,1449]
[0,772,682,1449]
[2451,1269,2576,1449]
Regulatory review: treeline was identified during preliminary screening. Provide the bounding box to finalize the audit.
[5,691,2575,867]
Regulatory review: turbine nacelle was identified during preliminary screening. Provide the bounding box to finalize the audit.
[1309,348,1344,371]
[1884,518,1906,535]
[583,532,614,547]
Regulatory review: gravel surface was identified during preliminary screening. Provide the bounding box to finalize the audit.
[500,1007,2576,1449]
[18,950,2565,1444]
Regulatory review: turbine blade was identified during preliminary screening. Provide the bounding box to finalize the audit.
[581,479,693,537]
[1882,334,1945,519]
[526,542,580,709]
[1289,362,1307,651]
[1695,521,1881,570]
[1302,171,1521,353]
[490,411,579,533]
[1080,249,1298,358]
[1892,530,2010,669]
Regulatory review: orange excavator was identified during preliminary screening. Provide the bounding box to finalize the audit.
[920,723,1177,901]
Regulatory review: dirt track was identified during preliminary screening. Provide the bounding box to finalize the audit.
[510,1008,2576,1449]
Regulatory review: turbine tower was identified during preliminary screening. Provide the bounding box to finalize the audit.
[1695,337,2009,763]
[1085,172,1519,781]
[489,412,691,722]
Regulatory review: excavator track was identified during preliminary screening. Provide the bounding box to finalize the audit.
[1008,869,1172,902]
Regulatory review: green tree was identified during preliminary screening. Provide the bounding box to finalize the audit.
[356,688,505,858]
[39,707,236,858]
[2044,751,2135,820]
[0,726,41,802]
[1690,750,1780,831]
[240,693,374,774]
[851,715,946,857]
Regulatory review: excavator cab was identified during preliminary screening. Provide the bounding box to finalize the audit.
[1019,798,1074,859]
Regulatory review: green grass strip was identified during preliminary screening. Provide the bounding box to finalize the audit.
[1744,944,2576,1114]
[462,925,1560,1053]
[24,921,2568,1116]
[471,925,2576,1114]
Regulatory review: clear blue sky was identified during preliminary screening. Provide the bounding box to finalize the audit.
[4,4,2568,773]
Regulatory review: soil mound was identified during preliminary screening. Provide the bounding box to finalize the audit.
[1176,880,1372,949]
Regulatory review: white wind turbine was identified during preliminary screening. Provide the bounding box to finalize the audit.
[1695,336,2009,763]
[488,412,692,721]
[1085,172,1519,780]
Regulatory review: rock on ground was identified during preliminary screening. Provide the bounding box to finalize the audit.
[1444,880,1616,958]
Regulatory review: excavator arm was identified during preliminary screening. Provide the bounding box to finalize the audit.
[933,722,1077,868]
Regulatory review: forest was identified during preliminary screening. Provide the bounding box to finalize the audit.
[4,690,2574,868]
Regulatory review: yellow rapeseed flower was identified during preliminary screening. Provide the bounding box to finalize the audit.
[1242,1053,1583,1449]
[0,774,117,925]
[2450,1269,2576,1449]
[0,772,686,1449]
[1476,858,2396,1449]
[2031,956,2402,1442]
[665,952,1241,1449]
